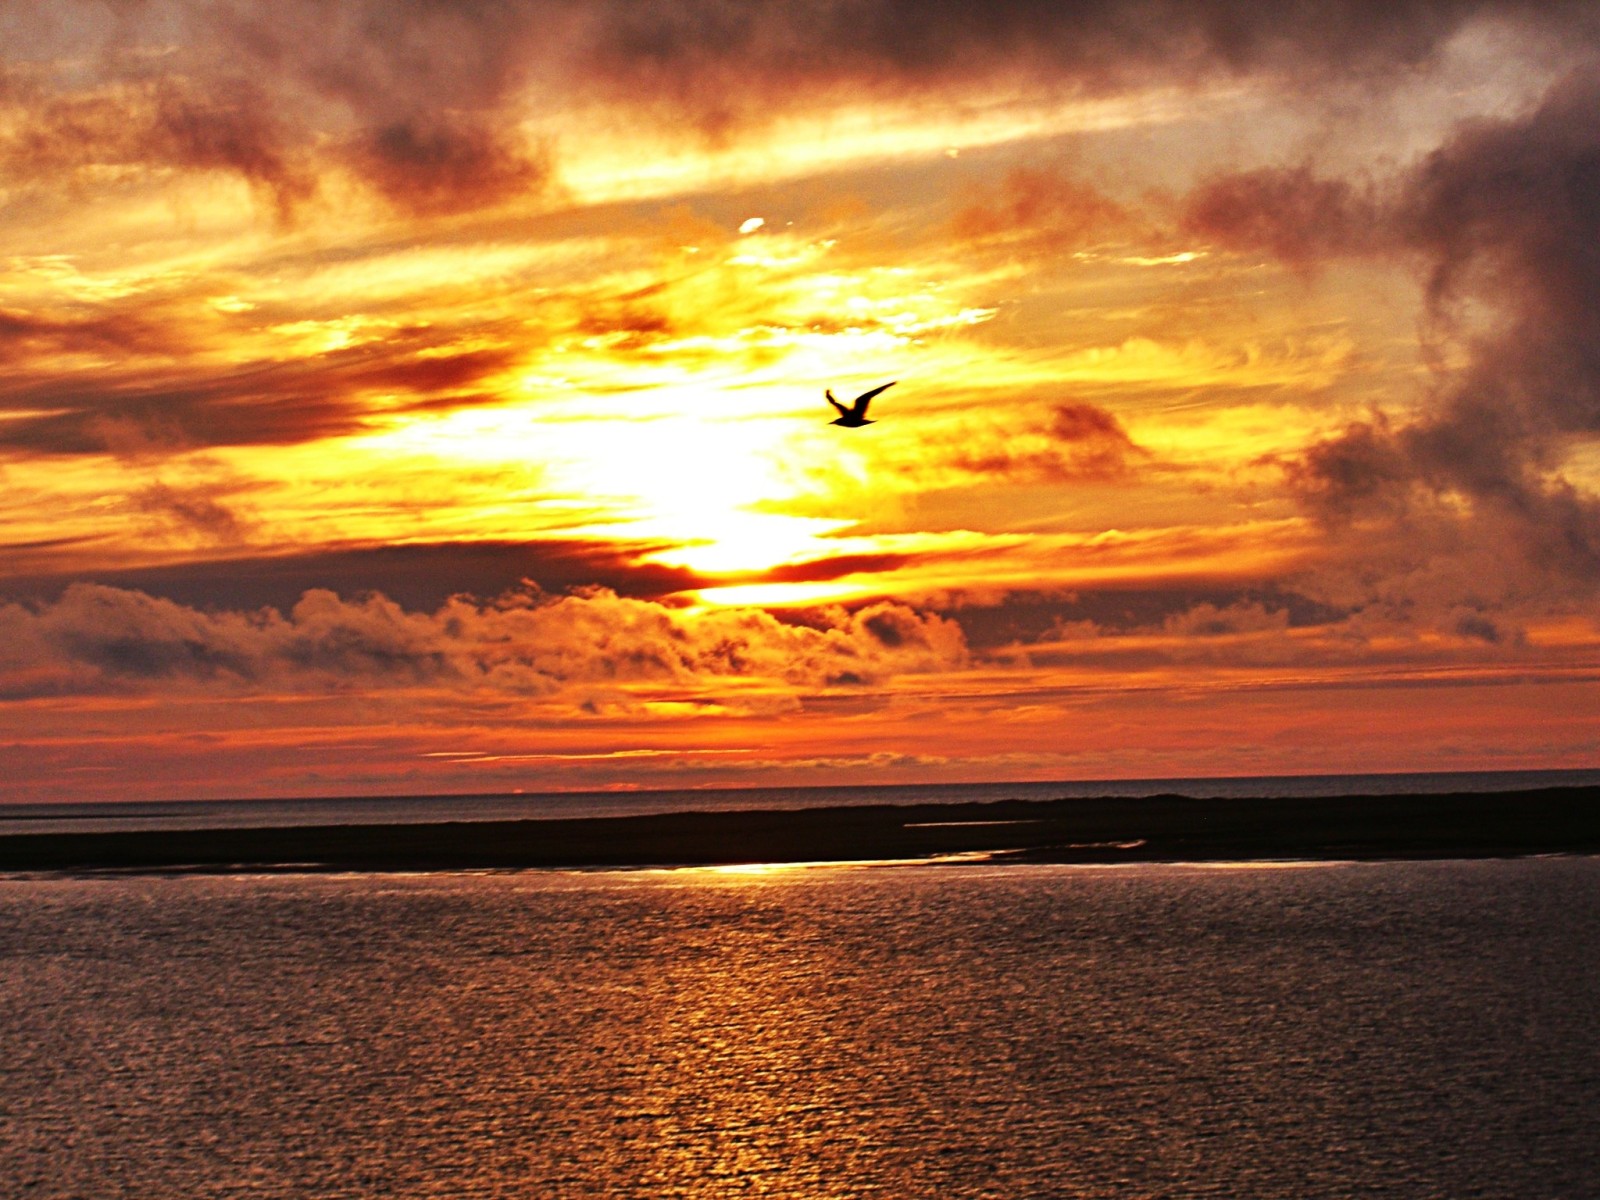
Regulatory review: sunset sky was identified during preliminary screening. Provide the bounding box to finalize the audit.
[3,0,1599,802]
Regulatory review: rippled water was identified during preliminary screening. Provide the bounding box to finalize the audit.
[4,858,1599,1198]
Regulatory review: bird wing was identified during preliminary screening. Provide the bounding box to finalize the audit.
[826,389,850,417]
[851,381,896,414]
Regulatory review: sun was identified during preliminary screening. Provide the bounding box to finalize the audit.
[362,382,865,578]
[549,391,857,576]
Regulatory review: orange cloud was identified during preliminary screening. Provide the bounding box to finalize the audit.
[952,169,1139,252]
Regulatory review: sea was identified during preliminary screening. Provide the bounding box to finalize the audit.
[4,769,1599,1198]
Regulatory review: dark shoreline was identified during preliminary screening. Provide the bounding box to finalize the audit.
[1,786,1597,874]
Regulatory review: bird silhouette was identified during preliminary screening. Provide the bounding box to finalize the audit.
[827,381,895,427]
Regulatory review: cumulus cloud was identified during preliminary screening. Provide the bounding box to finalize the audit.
[0,583,969,701]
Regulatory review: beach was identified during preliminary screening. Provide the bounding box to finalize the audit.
[3,785,1596,873]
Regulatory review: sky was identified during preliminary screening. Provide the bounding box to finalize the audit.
[3,0,1599,803]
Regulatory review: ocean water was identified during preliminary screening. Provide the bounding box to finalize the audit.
[3,767,1598,836]
[3,857,1598,1198]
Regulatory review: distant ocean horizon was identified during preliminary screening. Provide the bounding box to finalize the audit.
[4,766,1597,837]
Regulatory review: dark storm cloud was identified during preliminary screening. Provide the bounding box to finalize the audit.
[746,552,917,586]
[354,118,550,215]
[0,371,368,456]
[944,585,1345,652]
[353,347,520,395]
[203,0,560,213]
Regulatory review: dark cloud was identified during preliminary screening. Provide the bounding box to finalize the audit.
[1174,67,1600,594]
[0,335,518,456]
[355,117,549,214]
[582,0,1597,115]
[131,481,253,545]
[1181,165,1386,269]
[208,0,561,213]
[1302,69,1600,586]
[745,552,916,586]
[926,401,1146,483]
[0,307,189,357]
[944,585,1345,652]
[0,371,367,456]
[0,18,541,217]
[8,1,1600,215]
[0,70,314,219]
[0,538,712,612]
[354,346,520,394]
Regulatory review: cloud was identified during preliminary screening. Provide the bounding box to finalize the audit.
[952,168,1139,251]
[0,371,368,456]
[352,117,550,215]
[0,17,544,217]
[746,552,918,586]
[0,70,315,219]
[578,0,1598,119]
[0,539,713,611]
[0,583,969,701]
[8,1,1599,216]
[1173,67,1600,601]
[130,480,253,545]
[0,306,191,357]
[1003,588,1555,677]
[908,400,1147,485]
[1180,165,1386,269]
[1307,70,1600,587]
[0,326,520,455]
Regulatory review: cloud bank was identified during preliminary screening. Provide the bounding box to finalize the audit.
[0,583,968,702]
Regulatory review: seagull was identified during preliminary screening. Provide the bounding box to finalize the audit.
[827,381,895,427]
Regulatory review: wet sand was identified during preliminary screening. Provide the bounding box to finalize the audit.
[1,786,1596,872]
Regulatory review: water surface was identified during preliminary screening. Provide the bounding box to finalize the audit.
[4,858,1598,1197]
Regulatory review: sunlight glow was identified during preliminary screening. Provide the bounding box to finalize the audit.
[545,85,1246,207]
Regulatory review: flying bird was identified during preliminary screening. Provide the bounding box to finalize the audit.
[827,381,895,427]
